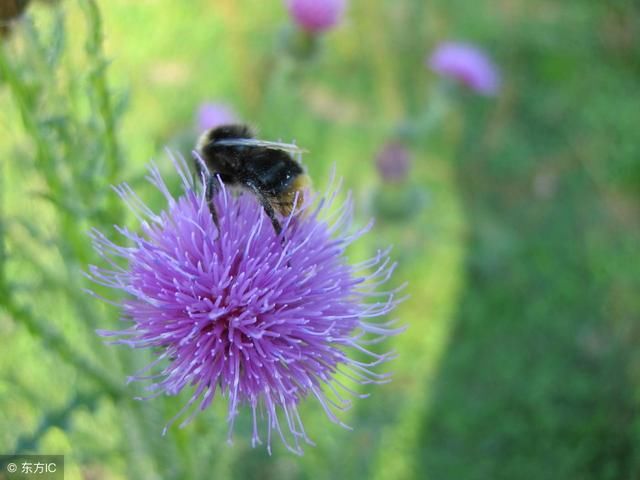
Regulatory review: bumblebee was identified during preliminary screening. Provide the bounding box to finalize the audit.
[195,124,310,235]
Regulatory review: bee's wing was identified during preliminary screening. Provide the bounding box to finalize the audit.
[215,138,308,154]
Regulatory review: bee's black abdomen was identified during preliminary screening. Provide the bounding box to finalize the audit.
[246,149,304,194]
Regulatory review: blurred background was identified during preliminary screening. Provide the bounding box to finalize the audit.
[1,0,640,479]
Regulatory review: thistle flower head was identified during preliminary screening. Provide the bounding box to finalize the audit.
[427,41,501,96]
[286,0,346,34]
[196,102,238,132]
[87,153,404,454]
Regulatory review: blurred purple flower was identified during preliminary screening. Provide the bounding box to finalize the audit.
[196,102,238,132]
[87,153,404,454]
[427,42,500,96]
[376,142,412,183]
[286,0,346,34]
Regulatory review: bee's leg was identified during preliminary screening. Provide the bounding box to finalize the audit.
[244,181,282,236]
[205,174,220,229]
[194,156,203,179]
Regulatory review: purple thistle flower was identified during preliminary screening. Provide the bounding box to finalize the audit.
[87,153,404,454]
[286,0,346,34]
[196,102,238,132]
[376,141,412,183]
[427,41,501,96]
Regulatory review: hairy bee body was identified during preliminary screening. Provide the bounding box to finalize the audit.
[196,124,310,234]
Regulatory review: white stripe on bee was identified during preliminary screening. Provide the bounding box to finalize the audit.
[214,138,308,154]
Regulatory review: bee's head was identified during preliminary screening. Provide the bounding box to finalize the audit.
[195,124,255,171]
[208,124,254,143]
[196,124,255,156]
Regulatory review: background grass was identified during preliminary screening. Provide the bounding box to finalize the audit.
[1,0,639,479]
